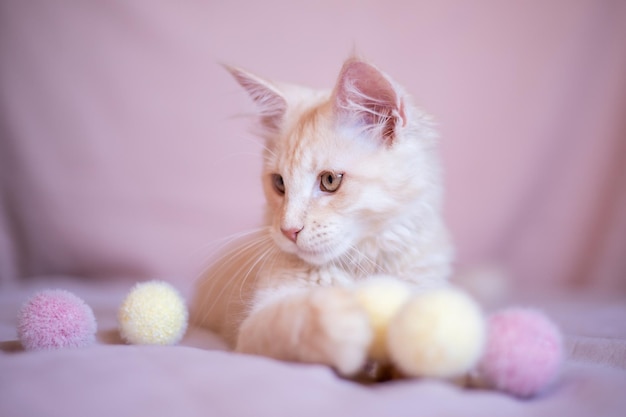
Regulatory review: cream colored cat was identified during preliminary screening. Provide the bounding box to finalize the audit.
[192,57,453,376]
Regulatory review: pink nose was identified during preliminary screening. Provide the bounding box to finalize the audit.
[281,227,302,243]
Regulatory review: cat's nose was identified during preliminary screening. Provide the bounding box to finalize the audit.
[281,227,302,243]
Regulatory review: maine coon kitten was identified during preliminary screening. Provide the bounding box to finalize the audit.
[192,57,453,376]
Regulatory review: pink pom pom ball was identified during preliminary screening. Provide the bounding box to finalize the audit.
[17,289,97,351]
[478,308,563,397]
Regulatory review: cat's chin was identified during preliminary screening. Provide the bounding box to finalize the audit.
[294,248,335,267]
[275,241,345,267]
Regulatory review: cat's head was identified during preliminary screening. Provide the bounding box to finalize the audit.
[227,58,442,267]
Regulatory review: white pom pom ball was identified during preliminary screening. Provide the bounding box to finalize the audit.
[118,281,188,345]
[387,288,486,378]
[356,277,412,361]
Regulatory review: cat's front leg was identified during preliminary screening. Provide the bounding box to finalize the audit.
[235,286,372,376]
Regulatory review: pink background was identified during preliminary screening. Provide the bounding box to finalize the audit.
[1,0,625,295]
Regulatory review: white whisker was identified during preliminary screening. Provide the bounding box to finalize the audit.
[189,227,267,279]
[192,228,273,325]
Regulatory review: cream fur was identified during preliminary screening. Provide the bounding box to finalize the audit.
[192,58,453,375]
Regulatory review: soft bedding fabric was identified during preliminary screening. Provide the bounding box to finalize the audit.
[1,279,626,417]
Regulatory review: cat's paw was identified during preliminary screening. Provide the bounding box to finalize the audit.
[299,287,373,376]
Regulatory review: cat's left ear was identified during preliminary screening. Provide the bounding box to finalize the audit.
[225,65,287,133]
[332,59,406,145]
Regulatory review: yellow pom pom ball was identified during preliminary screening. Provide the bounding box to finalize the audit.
[118,281,188,345]
[356,277,412,361]
[387,288,486,378]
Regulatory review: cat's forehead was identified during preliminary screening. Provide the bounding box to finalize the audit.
[275,134,333,175]
[271,106,345,171]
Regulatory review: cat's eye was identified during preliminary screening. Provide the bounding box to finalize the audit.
[320,171,343,193]
[272,174,285,195]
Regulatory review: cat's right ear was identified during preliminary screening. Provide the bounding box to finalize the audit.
[224,65,287,133]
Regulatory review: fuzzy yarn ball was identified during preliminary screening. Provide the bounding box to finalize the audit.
[17,289,97,351]
[478,308,563,397]
[118,281,188,345]
[356,277,412,361]
[387,288,486,378]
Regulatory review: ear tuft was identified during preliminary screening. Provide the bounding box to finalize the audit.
[224,65,287,132]
[333,58,406,144]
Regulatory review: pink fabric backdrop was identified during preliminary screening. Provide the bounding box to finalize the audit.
[1,0,625,295]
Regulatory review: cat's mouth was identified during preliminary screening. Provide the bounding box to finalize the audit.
[293,241,351,266]
[272,228,348,266]
[282,242,333,266]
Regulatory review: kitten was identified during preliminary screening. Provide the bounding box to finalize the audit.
[192,57,453,376]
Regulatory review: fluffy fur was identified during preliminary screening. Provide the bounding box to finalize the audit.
[192,57,453,375]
